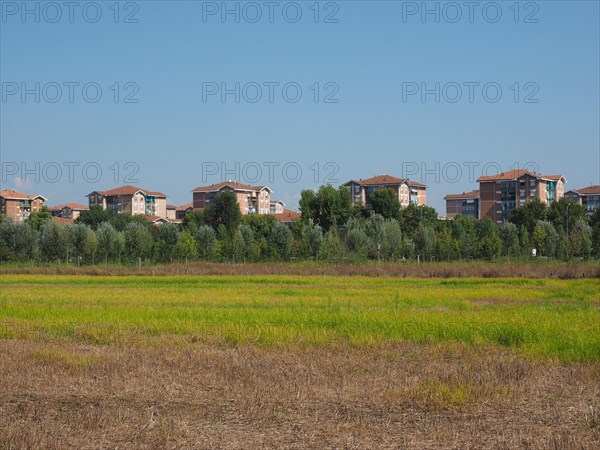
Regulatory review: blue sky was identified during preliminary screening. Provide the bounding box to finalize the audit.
[1,0,599,213]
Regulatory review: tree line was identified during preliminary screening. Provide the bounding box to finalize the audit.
[1,187,599,264]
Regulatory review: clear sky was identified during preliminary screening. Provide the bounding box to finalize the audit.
[1,0,599,213]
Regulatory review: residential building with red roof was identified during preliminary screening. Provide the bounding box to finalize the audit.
[86,185,168,218]
[0,189,47,223]
[48,203,88,221]
[176,203,194,220]
[192,181,273,215]
[342,174,427,208]
[444,190,480,219]
[565,185,600,214]
[477,170,566,222]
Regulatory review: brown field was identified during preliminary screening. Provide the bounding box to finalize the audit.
[2,260,600,279]
[1,341,599,449]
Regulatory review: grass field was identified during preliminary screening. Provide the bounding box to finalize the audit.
[1,275,599,362]
[1,274,599,448]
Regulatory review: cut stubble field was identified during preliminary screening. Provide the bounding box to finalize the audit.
[1,275,599,448]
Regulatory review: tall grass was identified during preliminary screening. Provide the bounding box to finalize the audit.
[1,275,598,362]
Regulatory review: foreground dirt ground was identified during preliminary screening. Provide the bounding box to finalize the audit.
[1,340,598,449]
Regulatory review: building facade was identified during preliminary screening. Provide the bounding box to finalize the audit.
[49,203,88,221]
[343,175,427,208]
[270,200,285,214]
[0,189,47,223]
[192,181,272,215]
[477,170,565,222]
[444,190,480,219]
[87,185,168,219]
[565,185,600,214]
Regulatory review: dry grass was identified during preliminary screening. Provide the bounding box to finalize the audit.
[1,340,599,449]
[2,260,599,279]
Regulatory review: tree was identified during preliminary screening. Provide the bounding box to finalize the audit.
[303,221,323,258]
[435,227,459,261]
[509,199,547,234]
[175,229,197,262]
[299,185,352,231]
[268,221,293,259]
[156,223,180,262]
[369,188,401,220]
[25,207,52,230]
[299,189,316,222]
[475,219,502,260]
[319,227,343,260]
[591,209,600,258]
[195,225,217,260]
[182,211,207,233]
[0,221,38,262]
[39,220,69,262]
[123,222,154,261]
[498,222,520,257]
[96,222,120,263]
[569,219,592,259]
[399,204,438,238]
[382,220,403,260]
[76,206,113,229]
[413,222,436,260]
[547,198,587,233]
[518,225,531,257]
[208,191,242,231]
[365,214,385,259]
[239,224,258,261]
[344,217,368,257]
[532,220,559,257]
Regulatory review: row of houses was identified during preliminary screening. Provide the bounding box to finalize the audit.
[1,170,598,224]
[444,169,599,221]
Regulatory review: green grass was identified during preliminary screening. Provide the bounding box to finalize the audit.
[0,275,598,362]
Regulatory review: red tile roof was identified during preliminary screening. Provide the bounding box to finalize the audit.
[272,209,302,223]
[573,185,600,195]
[88,185,166,198]
[477,170,565,183]
[344,175,426,188]
[48,203,88,211]
[166,204,177,210]
[444,190,480,200]
[144,215,169,223]
[176,202,194,211]
[0,189,47,201]
[192,181,271,193]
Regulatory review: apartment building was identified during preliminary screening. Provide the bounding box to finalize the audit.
[87,185,168,219]
[0,189,47,223]
[565,185,600,214]
[477,170,566,222]
[166,204,177,221]
[192,181,273,215]
[49,203,88,221]
[270,200,285,214]
[343,175,427,208]
[444,190,480,219]
[176,203,194,220]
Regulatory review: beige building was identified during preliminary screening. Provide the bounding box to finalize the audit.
[270,200,285,214]
[444,190,480,219]
[49,203,88,221]
[477,170,566,222]
[87,185,168,219]
[0,189,47,223]
[343,175,427,208]
[192,181,273,215]
[565,185,600,215]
